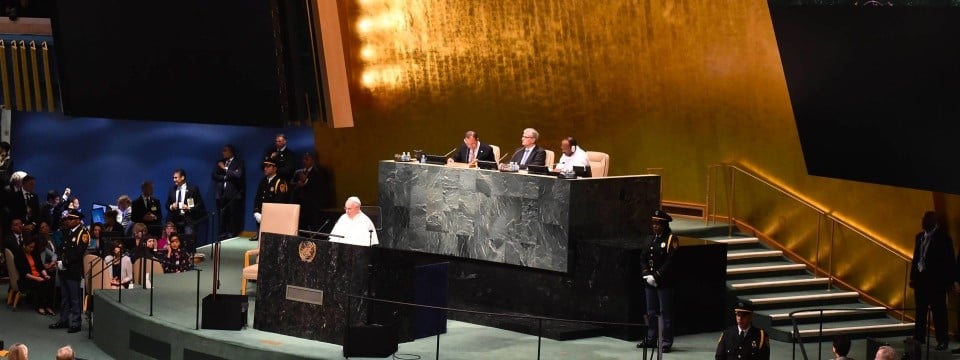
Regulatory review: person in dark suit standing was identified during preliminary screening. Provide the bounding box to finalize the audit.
[251,158,290,241]
[165,169,206,236]
[132,181,163,230]
[212,144,245,238]
[9,174,40,233]
[715,300,770,360]
[49,209,88,333]
[636,209,679,352]
[910,210,954,350]
[508,128,546,169]
[294,152,323,231]
[264,133,297,182]
[447,130,496,166]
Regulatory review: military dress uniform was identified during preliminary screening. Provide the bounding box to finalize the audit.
[716,301,770,360]
[51,210,89,333]
[637,210,679,351]
[254,173,291,213]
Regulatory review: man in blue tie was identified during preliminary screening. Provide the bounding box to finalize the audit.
[508,128,546,169]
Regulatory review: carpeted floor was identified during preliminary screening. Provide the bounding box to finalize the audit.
[1,234,908,359]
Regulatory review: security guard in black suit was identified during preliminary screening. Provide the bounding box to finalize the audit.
[251,158,290,241]
[637,209,678,352]
[50,209,89,333]
[715,300,770,360]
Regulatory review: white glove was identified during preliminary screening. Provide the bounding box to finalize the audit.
[644,274,657,287]
[57,260,65,271]
[254,212,262,224]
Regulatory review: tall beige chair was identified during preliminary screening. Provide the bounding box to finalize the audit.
[243,203,300,295]
[5,249,23,309]
[83,254,106,312]
[131,257,164,287]
[586,151,610,177]
[490,145,501,163]
[544,150,555,168]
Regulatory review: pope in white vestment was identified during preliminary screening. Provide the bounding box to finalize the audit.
[330,196,379,246]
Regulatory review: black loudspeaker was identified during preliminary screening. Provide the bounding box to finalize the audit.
[201,294,248,330]
[343,324,398,358]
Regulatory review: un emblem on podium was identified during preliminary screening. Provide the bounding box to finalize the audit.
[298,241,317,263]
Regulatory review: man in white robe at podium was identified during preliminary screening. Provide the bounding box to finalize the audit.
[330,196,379,246]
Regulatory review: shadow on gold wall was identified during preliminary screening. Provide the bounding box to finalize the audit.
[313,0,960,311]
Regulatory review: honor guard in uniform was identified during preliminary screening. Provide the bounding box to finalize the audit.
[49,209,89,333]
[251,158,290,240]
[715,300,770,360]
[637,209,678,352]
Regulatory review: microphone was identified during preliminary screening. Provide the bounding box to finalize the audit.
[317,219,331,233]
[497,152,510,163]
[442,147,457,157]
[368,226,375,247]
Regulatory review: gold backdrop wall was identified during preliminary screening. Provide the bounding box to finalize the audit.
[313,0,960,308]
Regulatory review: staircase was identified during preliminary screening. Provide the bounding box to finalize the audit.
[704,233,914,343]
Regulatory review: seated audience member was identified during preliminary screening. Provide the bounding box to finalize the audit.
[130,222,148,248]
[131,236,158,263]
[874,345,897,360]
[157,221,176,251]
[7,343,27,360]
[553,136,589,172]
[14,238,56,315]
[87,223,103,252]
[56,345,76,360]
[37,221,58,272]
[447,130,495,165]
[102,209,125,235]
[832,335,852,360]
[508,128,546,169]
[104,242,133,289]
[330,196,379,246]
[160,234,191,273]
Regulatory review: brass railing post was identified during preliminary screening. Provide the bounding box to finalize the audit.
[814,213,822,279]
[828,220,836,290]
[728,165,735,237]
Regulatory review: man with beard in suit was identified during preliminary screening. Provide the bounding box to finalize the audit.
[166,169,205,236]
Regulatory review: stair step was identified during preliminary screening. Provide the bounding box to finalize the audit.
[769,319,913,342]
[727,263,806,276]
[767,306,888,322]
[752,304,891,328]
[727,275,830,295]
[747,291,860,306]
[703,236,759,245]
[727,249,783,261]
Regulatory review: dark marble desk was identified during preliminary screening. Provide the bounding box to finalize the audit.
[378,161,660,272]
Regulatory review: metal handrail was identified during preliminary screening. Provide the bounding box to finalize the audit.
[707,163,913,317]
[721,163,909,261]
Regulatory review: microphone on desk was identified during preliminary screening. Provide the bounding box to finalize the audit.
[497,152,511,163]
[442,147,457,157]
[317,219,331,233]
[368,227,375,247]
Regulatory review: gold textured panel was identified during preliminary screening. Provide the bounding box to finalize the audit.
[314,0,950,309]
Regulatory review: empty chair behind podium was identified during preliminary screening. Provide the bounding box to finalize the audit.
[544,149,555,168]
[586,151,610,177]
[242,203,300,295]
[490,144,501,163]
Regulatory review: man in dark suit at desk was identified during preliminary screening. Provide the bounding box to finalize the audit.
[509,128,546,169]
[447,130,496,166]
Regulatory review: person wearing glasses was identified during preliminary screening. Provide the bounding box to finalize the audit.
[330,196,378,247]
[508,128,546,169]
